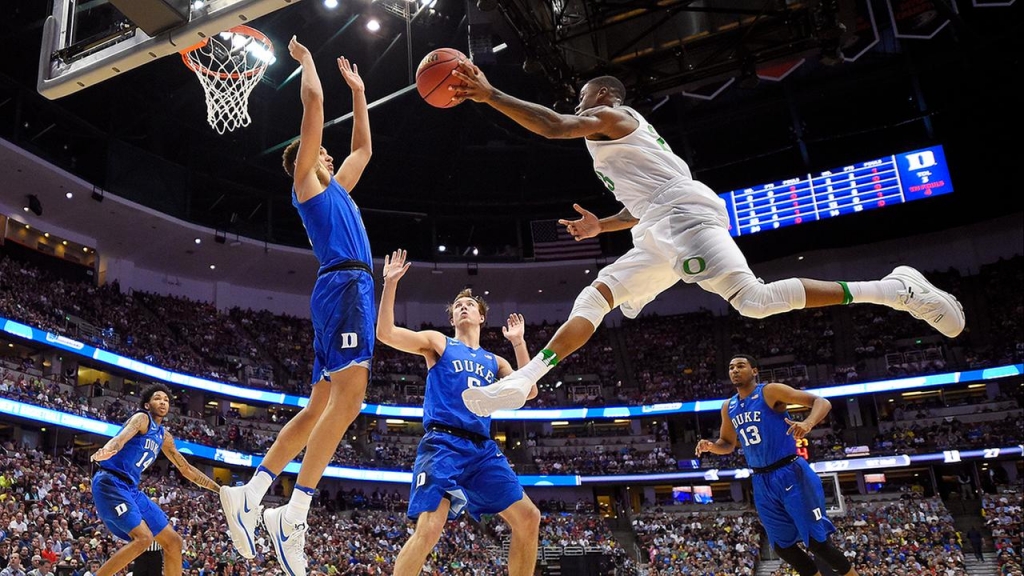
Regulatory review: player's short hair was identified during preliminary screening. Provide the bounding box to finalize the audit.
[141,383,172,409]
[282,139,301,177]
[730,353,759,368]
[446,288,489,323]
[586,75,626,103]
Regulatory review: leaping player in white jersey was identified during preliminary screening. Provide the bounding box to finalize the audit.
[450,65,966,417]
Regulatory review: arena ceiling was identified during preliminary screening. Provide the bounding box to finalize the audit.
[0,0,1021,263]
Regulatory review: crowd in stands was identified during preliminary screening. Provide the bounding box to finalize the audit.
[2,252,1022,409]
[633,510,761,576]
[768,495,973,576]
[0,446,642,576]
[982,490,1022,573]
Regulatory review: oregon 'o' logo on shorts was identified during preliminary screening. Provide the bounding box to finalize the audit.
[681,257,707,275]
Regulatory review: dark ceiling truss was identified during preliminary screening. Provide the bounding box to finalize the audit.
[499,0,841,101]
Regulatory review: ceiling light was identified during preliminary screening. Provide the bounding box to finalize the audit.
[437,245,446,252]
[23,207,28,212]
[62,241,68,246]
[195,238,202,244]
[192,0,204,8]
[584,269,590,274]
[366,19,381,32]
[44,233,49,238]
[483,290,489,295]
[65,192,73,199]
[324,0,339,7]
[83,247,89,252]
[537,289,543,293]
[210,265,216,270]
[471,247,479,256]
[492,42,507,53]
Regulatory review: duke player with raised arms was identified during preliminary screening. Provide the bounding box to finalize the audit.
[219,37,373,576]
[376,249,542,576]
[696,355,859,576]
[450,66,965,417]
[90,384,220,576]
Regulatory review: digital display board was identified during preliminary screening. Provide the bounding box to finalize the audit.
[722,145,953,237]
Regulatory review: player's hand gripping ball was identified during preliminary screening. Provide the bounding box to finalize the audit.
[416,48,468,108]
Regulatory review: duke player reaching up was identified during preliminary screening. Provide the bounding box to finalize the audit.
[377,249,542,576]
[90,384,220,576]
[219,37,374,576]
[451,66,965,418]
[697,355,859,576]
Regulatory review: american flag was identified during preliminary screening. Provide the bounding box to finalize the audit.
[530,219,601,261]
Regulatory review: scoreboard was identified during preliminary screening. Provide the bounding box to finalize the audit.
[722,145,953,237]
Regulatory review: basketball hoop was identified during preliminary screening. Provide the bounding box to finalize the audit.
[180,25,274,134]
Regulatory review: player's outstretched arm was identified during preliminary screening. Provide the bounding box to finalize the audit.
[376,249,446,360]
[91,413,149,462]
[498,313,537,400]
[695,404,738,457]
[334,56,372,192]
[559,204,637,241]
[161,431,219,493]
[289,36,325,199]
[450,62,634,140]
[763,383,832,440]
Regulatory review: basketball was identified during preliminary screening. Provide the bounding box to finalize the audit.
[416,48,467,109]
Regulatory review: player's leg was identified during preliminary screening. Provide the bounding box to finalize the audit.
[464,246,677,416]
[780,460,855,576]
[264,366,368,576]
[751,475,815,575]
[692,224,963,336]
[222,380,331,559]
[463,446,540,576]
[393,499,451,576]
[497,495,542,576]
[151,525,183,576]
[396,433,464,575]
[95,522,155,576]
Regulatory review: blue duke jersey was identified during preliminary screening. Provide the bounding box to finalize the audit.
[728,385,836,548]
[100,410,164,485]
[294,175,375,383]
[292,178,372,271]
[726,384,796,468]
[424,338,498,438]
[93,410,170,540]
[408,338,523,521]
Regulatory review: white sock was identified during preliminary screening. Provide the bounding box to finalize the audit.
[846,279,902,306]
[511,354,555,393]
[244,467,275,503]
[284,485,314,525]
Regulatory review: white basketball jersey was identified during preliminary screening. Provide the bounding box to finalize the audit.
[584,106,725,220]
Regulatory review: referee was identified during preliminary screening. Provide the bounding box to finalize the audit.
[130,540,162,576]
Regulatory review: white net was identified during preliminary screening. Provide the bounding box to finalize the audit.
[181,27,273,134]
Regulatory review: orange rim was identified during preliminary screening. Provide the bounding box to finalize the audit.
[180,25,273,80]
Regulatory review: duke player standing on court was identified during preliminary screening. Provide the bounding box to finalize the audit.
[219,36,374,576]
[376,249,542,576]
[697,355,859,576]
[90,384,220,576]
[450,65,965,418]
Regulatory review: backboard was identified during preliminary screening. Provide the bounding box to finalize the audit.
[37,0,295,100]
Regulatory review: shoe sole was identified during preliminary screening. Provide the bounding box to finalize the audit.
[220,489,256,559]
[890,266,966,338]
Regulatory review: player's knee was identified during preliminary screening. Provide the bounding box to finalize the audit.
[570,285,612,329]
[730,277,806,319]
[808,536,852,574]
[774,543,817,576]
[134,532,155,549]
[164,532,183,553]
[417,519,445,545]
[511,500,541,533]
